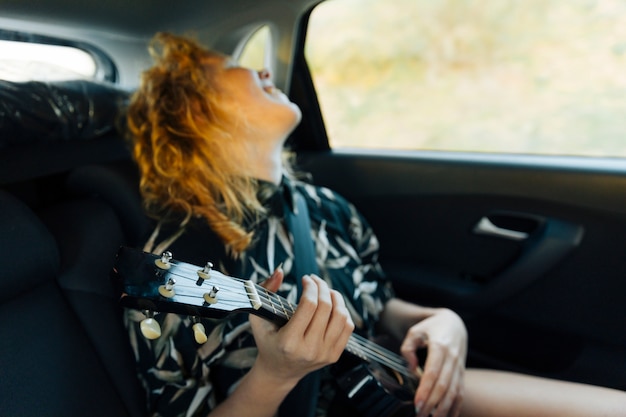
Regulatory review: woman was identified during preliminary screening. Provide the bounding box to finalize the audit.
[125,32,626,417]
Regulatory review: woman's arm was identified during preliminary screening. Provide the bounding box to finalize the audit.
[379,297,467,417]
[207,363,300,417]
[378,297,440,341]
[209,271,354,417]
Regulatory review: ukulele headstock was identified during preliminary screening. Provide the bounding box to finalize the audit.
[111,246,262,321]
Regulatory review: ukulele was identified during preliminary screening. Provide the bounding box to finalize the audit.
[111,246,420,417]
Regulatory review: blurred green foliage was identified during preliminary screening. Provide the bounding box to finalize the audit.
[306,0,626,157]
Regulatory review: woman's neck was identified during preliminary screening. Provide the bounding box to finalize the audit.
[243,136,285,185]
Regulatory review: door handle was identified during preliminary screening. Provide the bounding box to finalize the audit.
[465,211,584,309]
[386,211,584,313]
[473,216,529,241]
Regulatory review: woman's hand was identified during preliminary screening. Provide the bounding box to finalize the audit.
[400,308,467,417]
[249,268,355,388]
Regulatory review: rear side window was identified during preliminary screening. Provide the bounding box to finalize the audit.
[238,25,271,70]
[0,32,115,82]
[305,0,626,158]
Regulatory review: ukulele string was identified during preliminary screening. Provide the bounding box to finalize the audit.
[162,267,296,326]
[254,285,416,378]
[168,264,414,376]
[162,273,253,297]
[347,334,416,377]
[167,263,295,321]
[156,269,271,310]
[166,262,417,379]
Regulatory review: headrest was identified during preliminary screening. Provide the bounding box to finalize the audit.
[0,191,60,303]
[65,162,151,245]
[0,80,133,185]
[0,79,129,149]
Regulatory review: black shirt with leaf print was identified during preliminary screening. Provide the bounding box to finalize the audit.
[124,177,395,417]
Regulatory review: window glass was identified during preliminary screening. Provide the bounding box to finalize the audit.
[306,0,626,157]
[0,40,97,82]
[238,25,270,70]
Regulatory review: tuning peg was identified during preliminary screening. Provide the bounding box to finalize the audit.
[203,285,220,304]
[155,251,173,270]
[196,261,213,285]
[158,277,176,298]
[140,311,162,339]
[192,317,208,344]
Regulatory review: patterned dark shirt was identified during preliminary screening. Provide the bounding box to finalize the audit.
[124,177,395,417]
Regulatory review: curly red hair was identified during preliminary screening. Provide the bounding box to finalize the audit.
[126,32,264,255]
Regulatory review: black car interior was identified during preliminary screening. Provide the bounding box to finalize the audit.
[2,3,626,412]
[0,80,149,416]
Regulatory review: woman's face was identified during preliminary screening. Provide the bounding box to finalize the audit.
[212,56,302,138]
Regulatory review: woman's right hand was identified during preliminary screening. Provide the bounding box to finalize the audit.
[249,269,354,387]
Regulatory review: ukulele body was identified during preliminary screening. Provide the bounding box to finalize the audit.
[329,350,417,417]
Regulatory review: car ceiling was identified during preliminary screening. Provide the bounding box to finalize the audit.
[0,0,319,37]
[0,0,320,87]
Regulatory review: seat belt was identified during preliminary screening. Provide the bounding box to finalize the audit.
[279,189,321,417]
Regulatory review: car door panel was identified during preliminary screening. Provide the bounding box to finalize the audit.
[299,149,626,390]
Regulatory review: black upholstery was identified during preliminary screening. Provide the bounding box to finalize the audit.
[65,161,151,247]
[0,191,59,304]
[0,189,146,416]
[0,79,129,147]
[42,198,147,416]
[0,79,131,186]
[0,79,149,417]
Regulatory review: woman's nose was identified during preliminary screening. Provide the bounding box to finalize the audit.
[258,68,271,79]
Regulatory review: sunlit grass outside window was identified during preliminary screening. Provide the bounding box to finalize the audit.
[306,0,626,157]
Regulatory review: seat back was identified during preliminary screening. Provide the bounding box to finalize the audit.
[0,187,146,417]
[0,79,148,416]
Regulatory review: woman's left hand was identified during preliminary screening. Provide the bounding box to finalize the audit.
[399,308,467,417]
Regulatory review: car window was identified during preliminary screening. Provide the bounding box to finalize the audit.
[305,0,626,157]
[238,25,270,70]
[0,34,106,82]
